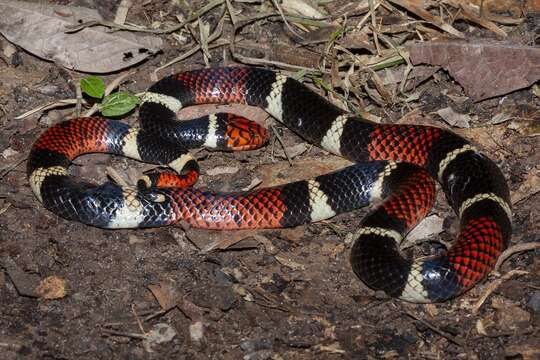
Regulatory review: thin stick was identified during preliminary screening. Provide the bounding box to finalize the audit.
[224,0,238,26]
[15,99,79,120]
[153,40,229,77]
[270,125,293,166]
[235,12,329,29]
[114,0,132,25]
[403,311,466,348]
[369,0,381,55]
[472,269,529,314]
[386,0,465,38]
[75,81,82,117]
[101,328,146,340]
[270,0,305,40]
[65,0,225,34]
[494,242,540,272]
[233,52,328,73]
[132,304,147,335]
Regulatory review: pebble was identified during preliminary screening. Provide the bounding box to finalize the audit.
[526,291,540,314]
[240,338,273,352]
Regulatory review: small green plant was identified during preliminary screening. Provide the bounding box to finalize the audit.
[80,76,139,117]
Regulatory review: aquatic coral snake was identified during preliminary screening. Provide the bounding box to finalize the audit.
[27,67,512,303]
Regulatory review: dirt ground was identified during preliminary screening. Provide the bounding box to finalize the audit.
[1,1,539,359]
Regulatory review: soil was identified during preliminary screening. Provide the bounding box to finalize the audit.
[1,1,539,359]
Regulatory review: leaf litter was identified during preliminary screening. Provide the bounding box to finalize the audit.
[0,0,162,73]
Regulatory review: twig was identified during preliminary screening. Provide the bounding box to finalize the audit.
[0,342,22,351]
[386,0,465,38]
[270,0,305,40]
[369,0,381,55]
[241,177,262,191]
[0,156,27,181]
[132,304,147,335]
[233,52,327,73]
[472,269,529,314]
[101,328,146,340]
[494,242,540,271]
[224,0,238,26]
[234,12,329,30]
[15,99,80,120]
[153,40,229,78]
[451,1,507,38]
[270,125,293,166]
[376,33,413,95]
[355,2,380,30]
[403,311,466,348]
[65,0,225,34]
[114,0,132,25]
[143,309,169,321]
[75,81,82,117]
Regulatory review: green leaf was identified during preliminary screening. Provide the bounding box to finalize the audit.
[100,92,139,117]
[80,76,105,98]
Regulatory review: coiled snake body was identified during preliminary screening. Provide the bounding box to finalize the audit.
[27,67,512,303]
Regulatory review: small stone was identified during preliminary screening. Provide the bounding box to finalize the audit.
[189,321,204,344]
[36,85,60,96]
[526,291,540,314]
[240,338,273,352]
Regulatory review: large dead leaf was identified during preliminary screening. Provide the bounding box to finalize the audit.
[409,40,540,101]
[0,0,162,73]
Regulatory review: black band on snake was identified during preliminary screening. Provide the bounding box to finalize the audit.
[27,67,512,303]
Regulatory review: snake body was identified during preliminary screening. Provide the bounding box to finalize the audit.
[27,67,512,303]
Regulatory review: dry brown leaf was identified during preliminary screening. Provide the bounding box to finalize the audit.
[180,223,262,251]
[511,168,540,204]
[148,282,178,311]
[436,107,472,128]
[1,256,40,298]
[36,276,67,300]
[177,104,269,125]
[455,124,508,152]
[409,40,540,101]
[302,26,339,44]
[491,296,532,331]
[405,214,444,244]
[257,158,352,187]
[0,0,162,73]
[380,65,438,92]
[506,344,540,360]
[269,43,321,69]
[274,143,308,159]
[338,31,376,53]
[526,0,540,12]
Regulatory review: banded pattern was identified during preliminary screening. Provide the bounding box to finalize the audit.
[27,67,512,303]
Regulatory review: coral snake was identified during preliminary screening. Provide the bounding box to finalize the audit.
[27,67,512,303]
